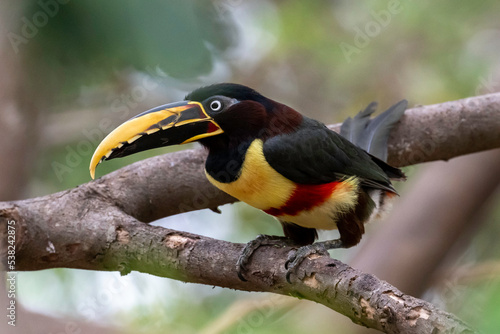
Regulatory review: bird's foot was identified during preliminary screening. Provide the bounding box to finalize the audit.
[285,239,344,283]
[237,234,292,281]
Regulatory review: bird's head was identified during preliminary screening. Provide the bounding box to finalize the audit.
[89,83,302,179]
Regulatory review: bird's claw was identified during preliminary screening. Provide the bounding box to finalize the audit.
[238,236,343,283]
[285,243,330,283]
[236,235,291,281]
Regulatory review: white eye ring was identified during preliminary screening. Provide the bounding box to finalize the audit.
[209,99,223,112]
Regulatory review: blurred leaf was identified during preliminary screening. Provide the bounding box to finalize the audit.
[20,0,236,85]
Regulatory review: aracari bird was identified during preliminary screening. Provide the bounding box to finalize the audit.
[90,83,406,281]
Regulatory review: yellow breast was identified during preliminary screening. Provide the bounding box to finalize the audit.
[205,139,295,210]
[205,138,360,231]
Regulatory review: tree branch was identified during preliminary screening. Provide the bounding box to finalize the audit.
[3,93,498,333]
[1,206,474,333]
[383,93,500,166]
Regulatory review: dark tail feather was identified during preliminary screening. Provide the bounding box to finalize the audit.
[340,102,378,144]
[340,100,407,162]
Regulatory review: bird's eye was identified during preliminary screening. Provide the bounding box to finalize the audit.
[209,99,223,112]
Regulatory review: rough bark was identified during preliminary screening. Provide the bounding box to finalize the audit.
[0,207,474,334]
[2,93,499,333]
[383,94,500,167]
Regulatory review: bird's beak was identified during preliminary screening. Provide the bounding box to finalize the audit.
[89,101,223,179]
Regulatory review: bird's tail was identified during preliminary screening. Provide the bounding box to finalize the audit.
[340,100,407,163]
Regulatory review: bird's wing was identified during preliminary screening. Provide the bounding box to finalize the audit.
[263,117,397,193]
